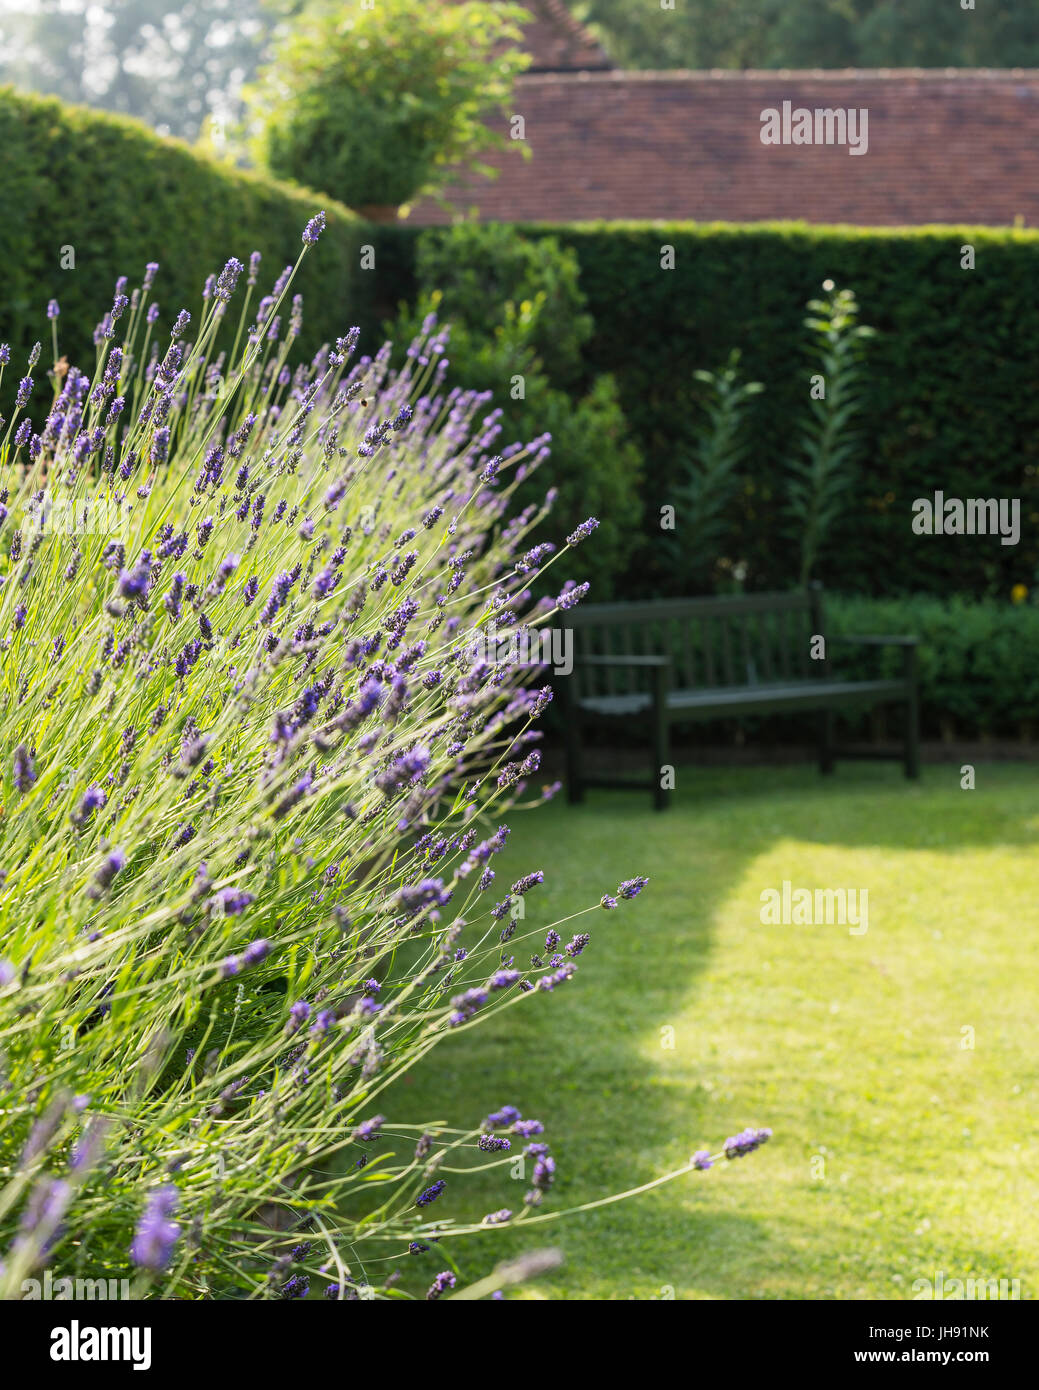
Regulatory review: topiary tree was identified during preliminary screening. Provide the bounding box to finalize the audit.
[247,0,530,213]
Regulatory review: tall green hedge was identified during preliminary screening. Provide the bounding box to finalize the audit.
[368,221,1039,600]
[0,87,379,375]
[553,222,1039,600]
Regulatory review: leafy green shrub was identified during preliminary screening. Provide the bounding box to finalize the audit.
[665,350,763,592]
[407,222,593,387]
[247,0,529,212]
[827,595,1039,738]
[386,227,643,599]
[786,283,875,584]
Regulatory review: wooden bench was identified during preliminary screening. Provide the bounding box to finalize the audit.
[560,585,920,810]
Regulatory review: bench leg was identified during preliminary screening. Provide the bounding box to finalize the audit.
[651,669,670,811]
[563,691,585,804]
[818,710,835,775]
[904,693,920,779]
[903,647,920,780]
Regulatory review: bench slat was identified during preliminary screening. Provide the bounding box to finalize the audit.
[578,677,910,721]
[566,591,814,626]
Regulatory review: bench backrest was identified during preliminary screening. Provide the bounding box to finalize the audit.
[567,588,825,697]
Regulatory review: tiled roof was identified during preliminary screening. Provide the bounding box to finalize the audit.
[518,0,612,71]
[408,69,1039,227]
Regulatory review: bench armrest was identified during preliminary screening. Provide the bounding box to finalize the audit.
[576,654,673,668]
[828,634,918,647]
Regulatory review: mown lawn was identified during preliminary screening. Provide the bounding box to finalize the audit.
[369,762,1039,1300]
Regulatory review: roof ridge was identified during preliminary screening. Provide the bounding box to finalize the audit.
[514,65,1039,82]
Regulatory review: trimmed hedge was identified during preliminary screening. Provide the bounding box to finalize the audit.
[368,221,1039,601]
[0,87,379,375]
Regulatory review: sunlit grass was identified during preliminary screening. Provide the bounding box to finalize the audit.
[380,762,1039,1300]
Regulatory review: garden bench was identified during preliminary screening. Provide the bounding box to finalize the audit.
[560,584,920,810]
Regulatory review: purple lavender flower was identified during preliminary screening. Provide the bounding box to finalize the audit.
[426,1270,455,1300]
[531,1153,556,1190]
[511,870,544,896]
[47,299,60,320]
[302,211,326,245]
[214,258,244,303]
[489,969,520,990]
[242,939,271,967]
[513,1119,544,1138]
[566,517,599,545]
[208,888,255,917]
[170,821,195,848]
[618,876,649,899]
[416,1179,446,1207]
[478,1134,511,1152]
[565,933,590,957]
[151,426,171,465]
[724,1127,772,1159]
[692,1151,714,1170]
[89,847,126,897]
[557,582,590,611]
[286,1000,311,1033]
[260,569,296,623]
[12,744,36,793]
[77,785,107,821]
[486,1105,521,1129]
[130,1186,181,1270]
[117,555,152,599]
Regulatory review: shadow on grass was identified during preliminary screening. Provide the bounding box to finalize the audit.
[345,760,1039,1299]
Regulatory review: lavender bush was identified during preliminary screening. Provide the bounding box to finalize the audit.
[0,214,769,1300]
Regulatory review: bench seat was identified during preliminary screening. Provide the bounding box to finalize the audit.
[579,677,910,721]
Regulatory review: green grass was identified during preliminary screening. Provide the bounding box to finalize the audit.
[375,762,1039,1301]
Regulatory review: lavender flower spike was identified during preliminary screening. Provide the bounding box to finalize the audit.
[130,1186,181,1270]
[302,211,326,245]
